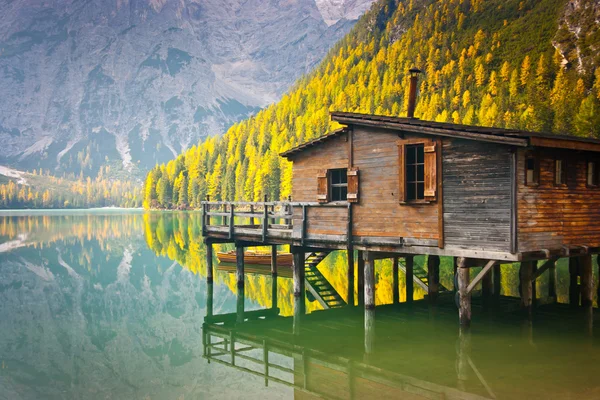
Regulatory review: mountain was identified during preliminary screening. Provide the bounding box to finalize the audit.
[0,0,376,178]
[142,0,600,209]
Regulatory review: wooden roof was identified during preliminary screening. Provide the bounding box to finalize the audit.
[280,111,600,158]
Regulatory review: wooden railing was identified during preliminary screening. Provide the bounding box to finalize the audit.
[201,200,350,245]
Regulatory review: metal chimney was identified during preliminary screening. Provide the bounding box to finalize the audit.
[407,67,421,118]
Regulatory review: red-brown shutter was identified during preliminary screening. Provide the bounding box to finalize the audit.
[398,143,406,203]
[424,141,437,199]
[347,167,359,203]
[317,169,328,203]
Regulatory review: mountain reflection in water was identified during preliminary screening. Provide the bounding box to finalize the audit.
[0,211,599,399]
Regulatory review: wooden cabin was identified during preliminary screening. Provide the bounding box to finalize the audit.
[202,108,600,326]
[280,111,600,261]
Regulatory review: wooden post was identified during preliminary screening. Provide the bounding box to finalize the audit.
[457,258,471,326]
[580,255,593,308]
[453,257,458,293]
[482,268,493,309]
[392,256,399,304]
[207,282,214,318]
[456,327,471,391]
[531,261,537,306]
[293,250,305,301]
[357,250,365,306]
[548,259,557,300]
[364,308,375,358]
[347,249,355,306]
[236,282,245,324]
[249,204,255,226]
[293,292,303,335]
[236,245,245,288]
[406,255,414,303]
[493,264,501,300]
[427,255,440,303]
[569,257,580,307]
[206,241,213,283]
[271,245,277,276]
[364,252,375,310]
[271,274,278,310]
[519,261,533,317]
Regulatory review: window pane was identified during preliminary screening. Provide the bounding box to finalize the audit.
[527,170,534,184]
[417,164,424,181]
[407,183,416,201]
[340,170,347,184]
[526,158,535,171]
[341,186,347,200]
[417,145,424,163]
[406,146,416,164]
[417,183,425,199]
[588,162,597,186]
[406,165,416,182]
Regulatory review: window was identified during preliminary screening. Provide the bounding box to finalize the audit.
[554,158,566,185]
[525,153,539,186]
[329,168,348,201]
[588,160,599,187]
[406,144,425,200]
[398,139,437,203]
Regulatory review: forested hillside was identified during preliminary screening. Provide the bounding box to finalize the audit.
[143,0,600,209]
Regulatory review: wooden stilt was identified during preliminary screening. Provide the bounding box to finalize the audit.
[271,245,277,276]
[453,257,458,293]
[457,258,471,326]
[293,250,305,302]
[236,245,245,288]
[482,268,493,309]
[548,259,557,300]
[493,264,501,300]
[271,274,278,310]
[293,294,303,335]
[364,308,375,357]
[347,249,355,306]
[364,252,375,310]
[207,282,214,318]
[406,255,414,303]
[580,255,593,308]
[393,256,399,304]
[519,261,533,316]
[456,326,471,391]
[531,261,537,306]
[206,241,213,283]
[569,257,580,307]
[357,251,365,306]
[427,255,440,303]
[236,283,245,324]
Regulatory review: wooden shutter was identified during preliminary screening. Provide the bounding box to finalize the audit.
[317,169,329,203]
[424,141,437,199]
[347,167,359,203]
[398,143,406,202]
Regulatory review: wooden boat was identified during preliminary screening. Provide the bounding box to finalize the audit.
[216,250,293,266]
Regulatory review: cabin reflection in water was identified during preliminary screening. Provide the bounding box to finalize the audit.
[202,278,600,400]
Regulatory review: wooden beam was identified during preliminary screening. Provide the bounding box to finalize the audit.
[532,258,557,281]
[236,245,245,288]
[493,264,501,298]
[548,259,557,299]
[466,260,497,294]
[405,256,414,303]
[206,241,214,283]
[519,261,533,316]
[427,255,440,302]
[357,251,365,306]
[364,252,375,310]
[393,256,399,304]
[457,258,471,326]
[271,245,277,276]
[580,255,593,308]
[293,251,305,298]
[530,136,600,153]
[569,257,580,307]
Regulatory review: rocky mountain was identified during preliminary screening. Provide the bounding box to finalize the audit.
[0,0,375,178]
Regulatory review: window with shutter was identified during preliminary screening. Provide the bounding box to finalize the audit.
[399,139,438,203]
[347,167,359,203]
[317,169,328,203]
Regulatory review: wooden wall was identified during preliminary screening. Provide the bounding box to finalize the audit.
[291,133,349,237]
[442,139,512,252]
[351,127,439,242]
[517,148,600,252]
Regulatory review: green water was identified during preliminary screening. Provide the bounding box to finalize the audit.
[1,211,599,399]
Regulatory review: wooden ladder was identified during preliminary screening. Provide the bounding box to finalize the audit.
[304,251,346,309]
[399,259,450,294]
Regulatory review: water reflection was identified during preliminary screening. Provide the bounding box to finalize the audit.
[0,212,599,399]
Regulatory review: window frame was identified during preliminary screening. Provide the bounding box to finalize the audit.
[328,168,348,202]
[587,158,599,188]
[398,138,438,205]
[553,156,567,186]
[405,143,426,201]
[524,151,540,187]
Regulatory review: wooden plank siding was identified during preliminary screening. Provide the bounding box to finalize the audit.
[291,133,349,237]
[442,139,513,252]
[351,127,439,241]
[517,148,600,252]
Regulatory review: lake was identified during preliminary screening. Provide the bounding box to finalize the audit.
[1,211,599,399]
